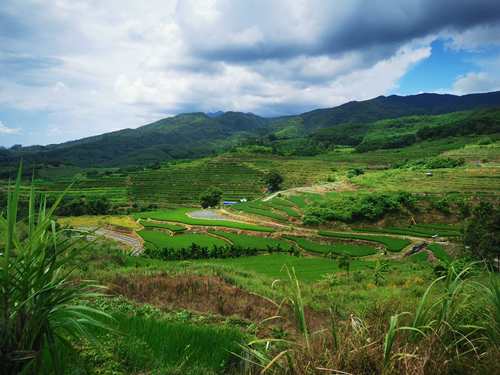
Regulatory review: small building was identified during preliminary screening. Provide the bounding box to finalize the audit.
[223,201,238,206]
[426,171,433,177]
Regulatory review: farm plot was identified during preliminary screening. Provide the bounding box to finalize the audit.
[285,236,377,257]
[319,231,411,252]
[135,208,275,232]
[230,201,288,222]
[139,220,186,233]
[209,230,294,251]
[138,230,228,250]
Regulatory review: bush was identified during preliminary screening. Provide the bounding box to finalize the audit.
[346,168,364,178]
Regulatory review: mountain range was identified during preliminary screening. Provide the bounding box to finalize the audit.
[2,91,500,168]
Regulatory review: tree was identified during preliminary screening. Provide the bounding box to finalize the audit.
[463,202,500,269]
[200,187,223,208]
[264,170,284,192]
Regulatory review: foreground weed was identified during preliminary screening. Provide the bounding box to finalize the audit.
[0,165,111,374]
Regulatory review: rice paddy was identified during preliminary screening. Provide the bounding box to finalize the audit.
[135,208,275,232]
[138,230,229,250]
[285,236,378,257]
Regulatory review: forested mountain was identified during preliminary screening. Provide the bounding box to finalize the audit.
[3,91,500,167]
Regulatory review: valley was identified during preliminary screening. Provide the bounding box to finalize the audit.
[1,94,499,375]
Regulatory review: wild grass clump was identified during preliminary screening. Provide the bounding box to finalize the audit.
[0,166,110,374]
[240,263,500,374]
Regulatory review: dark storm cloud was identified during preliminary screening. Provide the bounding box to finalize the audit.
[180,0,500,63]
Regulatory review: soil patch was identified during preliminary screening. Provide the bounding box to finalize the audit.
[109,274,327,332]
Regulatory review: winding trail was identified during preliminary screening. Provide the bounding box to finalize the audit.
[79,226,144,256]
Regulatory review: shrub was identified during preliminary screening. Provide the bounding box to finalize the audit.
[346,168,364,178]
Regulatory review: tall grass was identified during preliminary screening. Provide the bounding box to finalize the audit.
[240,262,499,374]
[0,165,110,374]
[383,262,500,373]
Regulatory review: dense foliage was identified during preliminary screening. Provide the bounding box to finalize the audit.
[393,156,465,169]
[303,192,416,224]
[264,170,284,192]
[464,202,500,268]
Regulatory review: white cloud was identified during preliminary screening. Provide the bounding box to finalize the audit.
[453,72,500,94]
[0,121,20,134]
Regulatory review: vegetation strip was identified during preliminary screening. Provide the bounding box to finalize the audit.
[319,230,411,252]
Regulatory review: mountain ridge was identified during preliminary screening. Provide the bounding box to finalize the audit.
[4,90,500,167]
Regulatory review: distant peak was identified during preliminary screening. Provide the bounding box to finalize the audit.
[206,111,225,118]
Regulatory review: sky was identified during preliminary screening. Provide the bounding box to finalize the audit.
[1,0,500,147]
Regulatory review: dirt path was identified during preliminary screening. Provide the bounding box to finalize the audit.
[80,226,144,255]
[261,181,356,201]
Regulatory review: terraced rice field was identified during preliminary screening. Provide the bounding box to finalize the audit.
[354,166,500,196]
[355,224,461,238]
[208,230,294,251]
[285,236,377,257]
[319,231,411,252]
[135,208,275,232]
[139,220,187,232]
[34,175,129,204]
[138,230,228,250]
[230,202,288,222]
[129,157,265,204]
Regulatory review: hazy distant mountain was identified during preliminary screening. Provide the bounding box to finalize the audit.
[5,91,500,167]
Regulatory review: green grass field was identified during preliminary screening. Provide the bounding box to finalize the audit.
[318,231,411,252]
[209,230,294,251]
[202,253,371,282]
[138,230,228,250]
[112,313,243,374]
[285,236,377,257]
[135,208,275,232]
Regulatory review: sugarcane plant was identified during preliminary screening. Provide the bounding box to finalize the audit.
[0,164,111,374]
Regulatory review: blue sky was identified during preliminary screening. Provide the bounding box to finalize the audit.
[1,0,500,147]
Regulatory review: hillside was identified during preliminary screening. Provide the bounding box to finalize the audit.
[2,91,500,168]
